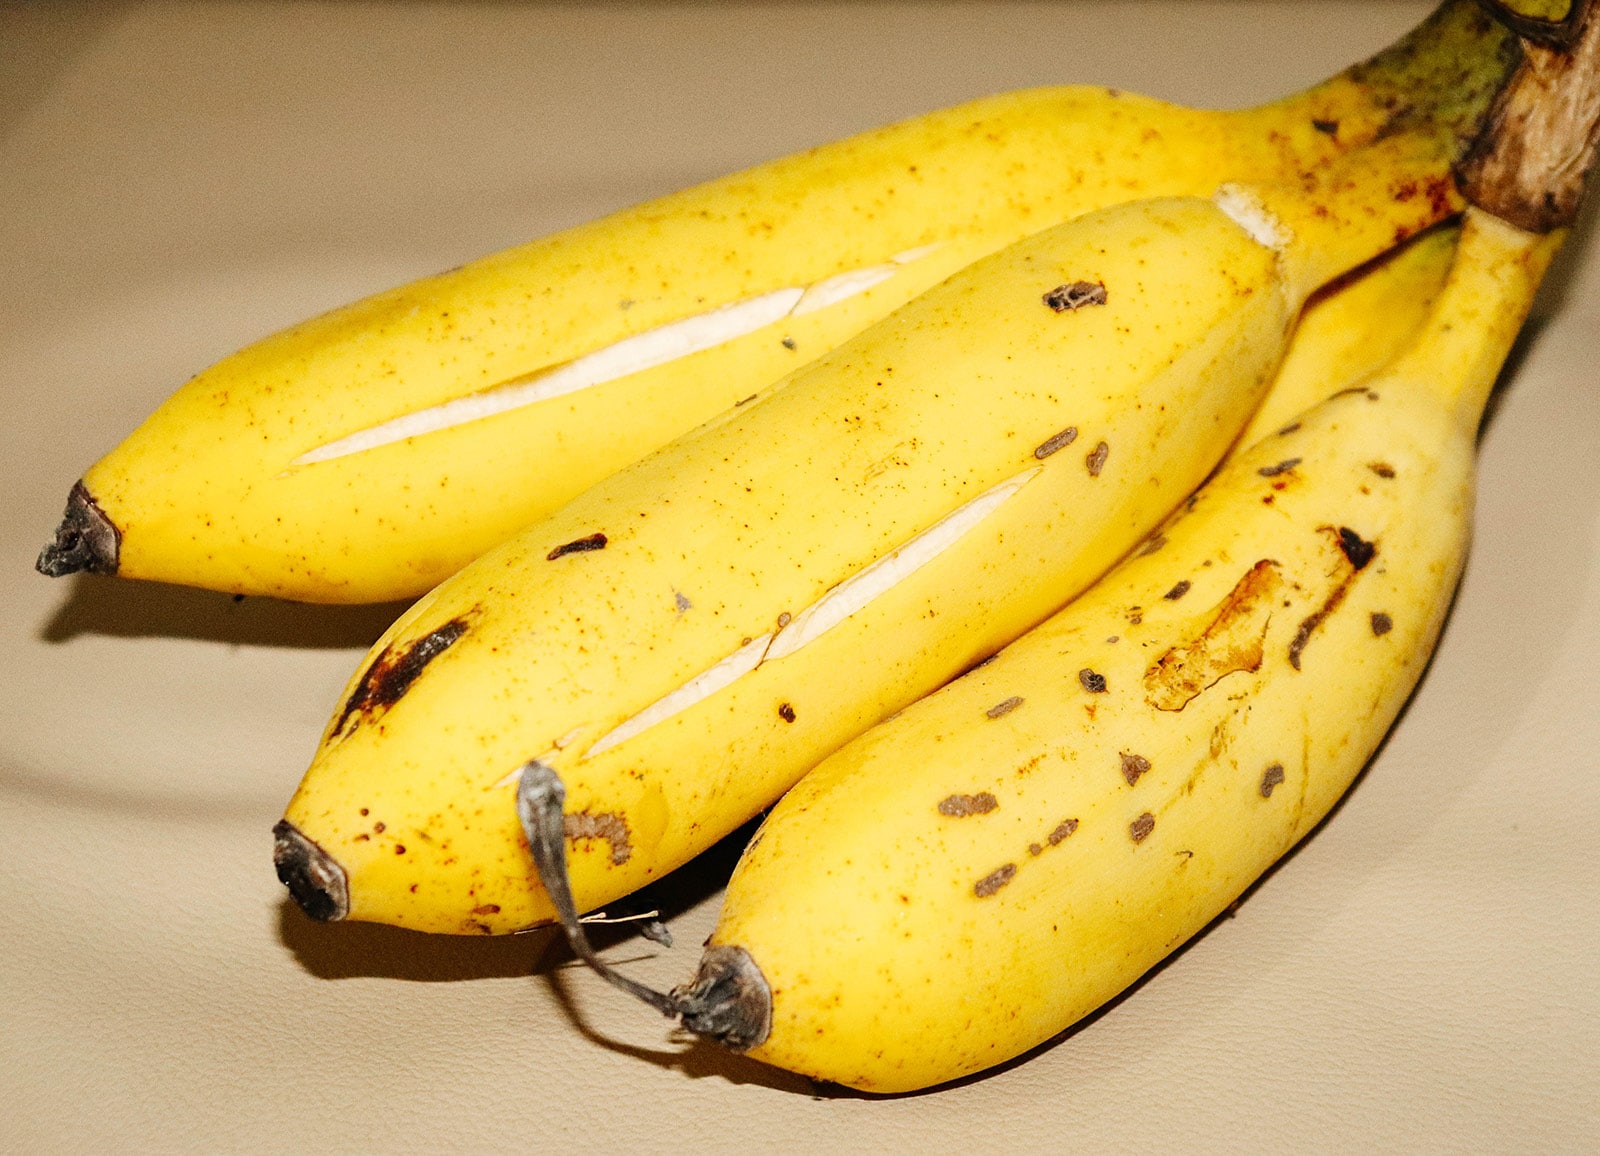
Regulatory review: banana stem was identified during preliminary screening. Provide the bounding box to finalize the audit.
[515,763,772,1049]
[1385,210,1564,428]
[1461,0,1600,230]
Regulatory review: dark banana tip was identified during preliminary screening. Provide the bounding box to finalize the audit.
[272,820,349,922]
[673,945,773,1052]
[36,480,121,577]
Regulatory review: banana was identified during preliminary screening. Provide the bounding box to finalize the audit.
[1237,224,1457,446]
[272,131,1467,936]
[571,207,1562,1093]
[36,1,1515,603]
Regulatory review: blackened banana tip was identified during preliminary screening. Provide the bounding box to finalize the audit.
[36,480,121,577]
[273,819,349,922]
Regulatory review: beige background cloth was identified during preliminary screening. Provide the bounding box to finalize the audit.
[2,2,1597,1150]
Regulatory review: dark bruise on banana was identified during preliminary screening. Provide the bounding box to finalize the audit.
[329,614,473,739]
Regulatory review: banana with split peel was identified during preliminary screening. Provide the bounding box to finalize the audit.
[535,208,1561,1092]
[37,1,1515,602]
[272,131,1466,935]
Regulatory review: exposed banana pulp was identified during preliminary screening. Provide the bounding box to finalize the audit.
[40,1,1516,601]
[691,210,1560,1092]
[275,136,1465,935]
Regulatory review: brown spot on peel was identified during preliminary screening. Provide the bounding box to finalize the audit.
[939,792,999,817]
[1289,527,1377,670]
[1079,669,1108,693]
[778,702,797,722]
[1371,612,1394,636]
[1163,580,1191,601]
[547,532,608,560]
[1260,764,1287,798]
[986,696,1023,719]
[1257,458,1301,477]
[1121,752,1151,785]
[974,864,1017,897]
[1048,819,1079,845]
[1369,461,1396,478]
[332,616,470,737]
[1129,813,1156,842]
[1033,426,1079,459]
[1043,281,1107,311]
[1144,560,1282,711]
[564,810,633,865]
[1086,441,1110,477]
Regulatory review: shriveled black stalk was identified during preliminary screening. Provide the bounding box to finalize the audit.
[1462,0,1600,230]
[36,480,120,577]
[515,762,771,1050]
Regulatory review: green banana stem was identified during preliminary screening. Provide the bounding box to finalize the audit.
[1318,0,1519,143]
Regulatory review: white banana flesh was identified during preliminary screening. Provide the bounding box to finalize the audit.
[683,209,1561,1093]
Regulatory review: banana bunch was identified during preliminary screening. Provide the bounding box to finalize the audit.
[36,2,1514,603]
[525,207,1564,1092]
[272,128,1472,936]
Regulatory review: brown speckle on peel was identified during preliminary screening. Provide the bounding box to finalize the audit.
[1120,752,1151,786]
[974,864,1017,897]
[1312,118,1339,135]
[1048,819,1079,845]
[547,532,607,561]
[1164,580,1191,601]
[1129,813,1155,843]
[1259,764,1286,798]
[1079,668,1107,693]
[1028,843,1043,856]
[564,811,633,865]
[938,792,999,818]
[1278,422,1301,436]
[471,903,501,916]
[1370,612,1393,636]
[986,696,1023,719]
[735,393,758,406]
[778,703,797,722]
[1086,441,1109,477]
[1145,560,1281,711]
[1289,526,1378,670]
[1136,534,1167,557]
[1043,281,1107,312]
[1336,527,1376,570]
[332,616,470,737]
[1033,426,1078,459]
[1369,461,1396,478]
[1258,458,1301,478]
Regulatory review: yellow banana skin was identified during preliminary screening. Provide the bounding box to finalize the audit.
[39,1,1514,602]
[694,211,1559,1093]
[273,136,1462,935]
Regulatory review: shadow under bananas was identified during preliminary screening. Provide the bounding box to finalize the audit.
[39,571,411,650]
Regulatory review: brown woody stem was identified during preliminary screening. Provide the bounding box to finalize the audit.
[1462,0,1600,229]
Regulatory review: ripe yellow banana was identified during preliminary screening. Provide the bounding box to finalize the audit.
[273,131,1465,935]
[580,207,1562,1092]
[36,1,1514,603]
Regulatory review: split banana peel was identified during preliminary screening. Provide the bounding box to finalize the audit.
[274,130,1470,935]
[37,1,1514,602]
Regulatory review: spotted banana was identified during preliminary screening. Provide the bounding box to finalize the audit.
[37,1,1513,602]
[272,130,1468,934]
[632,208,1562,1092]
